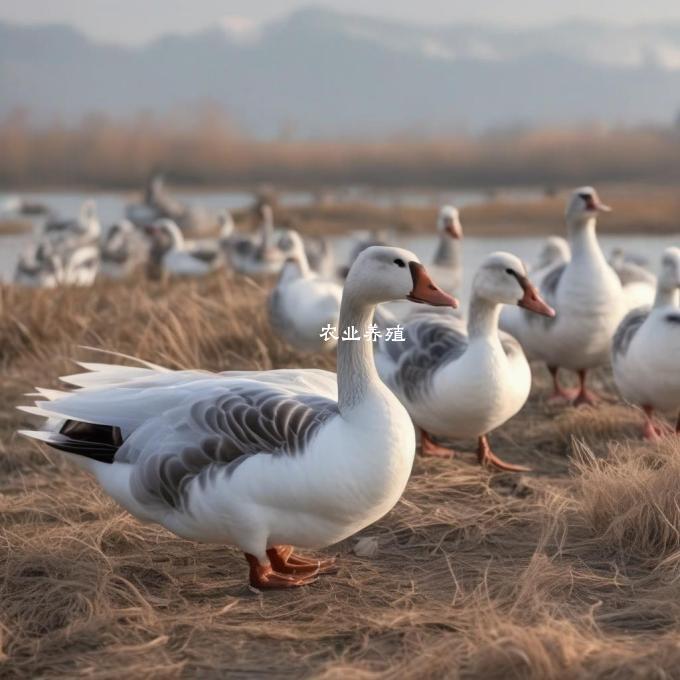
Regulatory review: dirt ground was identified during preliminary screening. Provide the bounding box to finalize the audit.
[2,274,680,679]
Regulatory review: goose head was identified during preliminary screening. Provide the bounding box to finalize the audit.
[277,229,306,260]
[566,187,611,227]
[437,205,463,239]
[473,252,555,317]
[144,218,184,253]
[345,246,458,308]
[658,246,680,293]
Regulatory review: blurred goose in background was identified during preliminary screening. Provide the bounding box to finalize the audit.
[339,229,389,278]
[99,220,147,280]
[376,252,553,471]
[61,245,100,286]
[276,229,335,279]
[14,242,63,288]
[268,230,342,353]
[145,218,222,278]
[612,247,680,440]
[531,236,571,275]
[228,204,287,276]
[44,200,101,248]
[500,187,625,406]
[429,205,464,296]
[301,236,335,279]
[609,247,657,312]
[19,246,455,589]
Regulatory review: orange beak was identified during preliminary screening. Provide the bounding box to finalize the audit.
[444,219,462,239]
[585,194,612,213]
[516,274,555,317]
[407,262,458,308]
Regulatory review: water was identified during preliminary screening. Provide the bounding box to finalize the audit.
[1,189,678,291]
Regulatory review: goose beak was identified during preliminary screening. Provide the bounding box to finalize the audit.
[444,218,463,239]
[517,275,555,317]
[407,262,458,308]
[586,195,612,213]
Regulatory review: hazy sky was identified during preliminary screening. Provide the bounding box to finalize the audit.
[3,0,680,45]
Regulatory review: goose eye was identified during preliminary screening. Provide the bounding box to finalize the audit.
[394,258,406,268]
[505,268,515,276]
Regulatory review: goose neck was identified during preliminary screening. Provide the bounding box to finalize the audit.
[467,293,502,341]
[568,217,605,264]
[336,292,384,415]
[433,233,461,268]
[654,285,680,309]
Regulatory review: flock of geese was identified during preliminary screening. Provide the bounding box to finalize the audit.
[16,186,680,589]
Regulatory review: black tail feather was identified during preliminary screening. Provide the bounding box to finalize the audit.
[50,420,123,464]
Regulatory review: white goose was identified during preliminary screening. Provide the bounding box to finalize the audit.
[375,252,554,471]
[609,247,657,313]
[267,231,343,353]
[145,219,222,278]
[61,245,100,286]
[500,187,625,405]
[612,247,680,440]
[18,246,455,589]
[44,199,101,248]
[430,205,464,296]
[14,243,63,289]
[228,204,287,276]
[99,220,147,280]
[532,236,571,275]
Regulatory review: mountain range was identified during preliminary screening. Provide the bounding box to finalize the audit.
[2,6,680,136]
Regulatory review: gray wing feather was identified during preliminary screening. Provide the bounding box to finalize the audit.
[122,385,338,510]
[390,318,468,401]
[612,307,650,358]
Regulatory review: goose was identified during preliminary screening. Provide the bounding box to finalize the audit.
[612,247,680,440]
[375,252,554,471]
[499,187,625,405]
[14,242,64,288]
[228,205,287,276]
[267,231,342,353]
[429,205,464,296]
[44,200,100,249]
[144,219,223,278]
[609,247,656,312]
[18,246,456,589]
[339,229,389,278]
[532,236,571,274]
[61,244,100,286]
[99,220,147,280]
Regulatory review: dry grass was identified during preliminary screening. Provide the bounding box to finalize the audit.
[2,110,680,190]
[2,274,680,678]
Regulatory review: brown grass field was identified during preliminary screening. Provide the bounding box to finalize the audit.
[2,111,680,191]
[2,273,680,678]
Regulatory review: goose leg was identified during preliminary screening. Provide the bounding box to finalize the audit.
[245,553,318,589]
[267,546,337,575]
[477,435,531,473]
[641,405,661,441]
[420,429,456,458]
[573,369,600,407]
[547,366,578,403]
[676,411,680,434]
